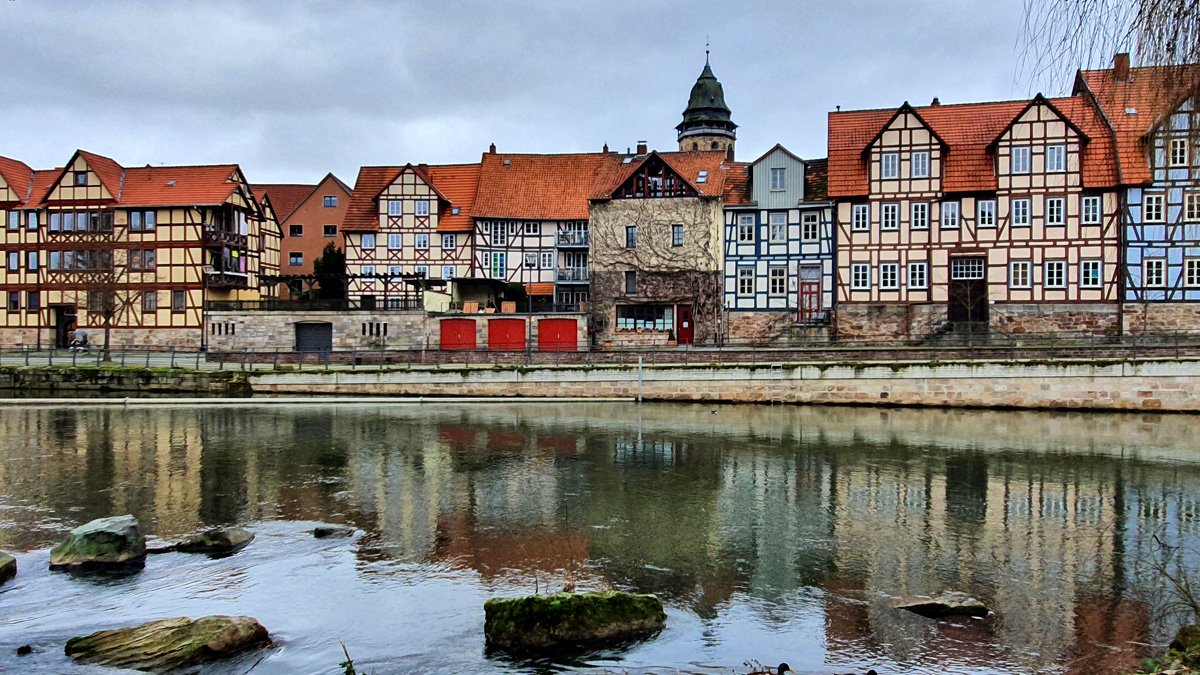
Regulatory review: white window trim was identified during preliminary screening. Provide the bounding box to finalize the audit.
[1186,259,1200,287]
[801,213,819,243]
[881,153,899,179]
[770,167,786,191]
[910,151,930,179]
[881,203,900,231]
[910,202,929,230]
[908,261,929,290]
[1011,199,1031,227]
[1144,258,1167,287]
[415,234,430,249]
[737,267,755,297]
[1046,197,1066,226]
[768,213,787,243]
[1080,260,1103,289]
[852,204,870,231]
[415,200,430,216]
[1145,194,1166,223]
[1046,145,1067,173]
[978,200,997,228]
[1011,146,1032,174]
[387,200,403,216]
[850,263,871,290]
[1010,260,1032,289]
[941,201,960,229]
[1044,260,1067,289]
[879,262,900,290]
[1171,138,1189,167]
[768,266,787,297]
[737,215,755,243]
[1082,196,1102,224]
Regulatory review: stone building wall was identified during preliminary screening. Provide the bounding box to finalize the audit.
[990,303,1119,335]
[0,326,204,350]
[727,310,796,343]
[835,302,1117,341]
[1123,303,1200,334]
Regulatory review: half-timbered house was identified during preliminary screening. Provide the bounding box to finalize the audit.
[0,150,278,349]
[722,145,835,341]
[342,163,479,311]
[827,94,1122,340]
[1077,55,1200,332]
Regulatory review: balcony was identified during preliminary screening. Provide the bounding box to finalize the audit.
[205,269,250,289]
[557,267,589,282]
[556,231,589,247]
[203,227,248,249]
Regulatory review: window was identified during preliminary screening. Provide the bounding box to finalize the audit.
[171,290,186,313]
[1187,259,1200,287]
[1044,260,1066,288]
[442,266,456,279]
[978,199,997,227]
[625,226,637,248]
[361,264,376,278]
[451,207,460,216]
[129,249,156,271]
[1083,196,1102,224]
[1186,194,1200,222]
[7,212,17,230]
[388,265,403,277]
[26,291,39,311]
[387,200,403,216]
[387,233,402,249]
[769,213,787,242]
[289,225,303,237]
[851,263,871,289]
[323,195,338,208]
[442,234,456,249]
[129,210,156,232]
[770,167,786,190]
[879,262,899,289]
[941,201,959,229]
[492,226,507,246]
[881,153,899,179]
[910,202,929,229]
[672,223,684,247]
[852,204,870,231]
[361,233,376,249]
[1145,194,1165,222]
[615,305,672,331]
[415,234,429,249]
[414,265,428,278]
[625,270,637,294]
[769,267,786,296]
[508,222,518,236]
[88,291,113,314]
[27,212,38,231]
[48,213,59,232]
[491,252,505,279]
[1010,260,1032,288]
[7,291,18,311]
[6,251,17,271]
[737,267,755,296]
[323,225,337,237]
[1046,197,1065,225]
[415,200,430,216]
[524,252,537,269]
[288,252,303,266]
[541,251,554,269]
[908,261,928,289]
[1145,258,1166,287]
[1011,198,1031,226]
[1081,260,1103,288]
[142,291,157,313]
[801,213,819,242]
[911,151,930,178]
[882,203,899,230]
[1011,146,1031,174]
[697,170,708,184]
[737,214,755,243]
[26,251,37,270]
[1171,138,1189,167]
[1046,145,1066,172]
[74,171,88,186]
[524,222,540,236]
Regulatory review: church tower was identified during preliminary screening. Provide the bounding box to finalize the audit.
[676,52,737,157]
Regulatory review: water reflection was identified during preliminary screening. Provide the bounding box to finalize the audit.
[1,403,1198,674]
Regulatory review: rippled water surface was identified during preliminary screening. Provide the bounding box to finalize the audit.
[1,402,1199,674]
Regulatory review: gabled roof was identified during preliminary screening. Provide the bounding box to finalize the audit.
[987,93,1089,149]
[424,164,481,232]
[751,143,805,166]
[252,183,316,222]
[589,150,729,200]
[0,156,35,205]
[859,103,948,158]
[118,164,244,207]
[343,163,480,232]
[828,94,1117,197]
[474,152,612,220]
[1078,64,1200,184]
[73,149,126,200]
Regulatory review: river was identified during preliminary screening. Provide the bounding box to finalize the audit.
[1,402,1198,674]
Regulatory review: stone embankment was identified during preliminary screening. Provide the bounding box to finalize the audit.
[4,357,1200,411]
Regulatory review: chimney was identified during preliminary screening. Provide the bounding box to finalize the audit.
[726,146,734,163]
[931,97,941,106]
[636,141,648,156]
[1114,53,1130,82]
[488,143,496,154]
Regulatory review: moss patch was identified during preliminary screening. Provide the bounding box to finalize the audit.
[484,590,665,651]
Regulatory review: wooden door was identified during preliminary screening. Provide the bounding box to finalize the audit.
[537,318,578,352]
[53,306,76,348]
[676,305,694,345]
[798,265,821,322]
[440,318,477,350]
[487,318,525,351]
[949,257,988,324]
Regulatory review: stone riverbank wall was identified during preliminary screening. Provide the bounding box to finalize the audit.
[6,358,1200,411]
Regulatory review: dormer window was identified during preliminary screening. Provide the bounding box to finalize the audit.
[451,207,460,216]
[770,167,785,190]
[697,170,708,184]
[910,152,930,178]
[73,171,88,187]
[881,153,899,179]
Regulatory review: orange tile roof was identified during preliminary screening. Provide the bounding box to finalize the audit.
[253,184,315,222]
[118,165,243,207]
[827,95,1118,197]
[722,161,752,205]
[474,152,612,220]
[589,150,730,200]
[26,170,58,208]
[343,163,480,232]
[74,150,126,200]
[0,156,35,205]
[804,158,829,202]
[526,282,554,296]
[424,164,481,232]
[1078,64,1200,184]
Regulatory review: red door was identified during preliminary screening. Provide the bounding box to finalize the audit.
[676,305,694,345]
[488,318,526,351]
[440,318,476,350]
[537,318,578,352]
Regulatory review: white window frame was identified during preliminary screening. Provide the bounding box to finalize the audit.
[910,202,929,230]
[770,167,786,191]
[1046,145,1066,173]
[361,233,376,249]
[1046,197,1065,226]
[978,199,997,228]
[1044,260,1067,288]
[1171,138,1189,167]
[881,203,900,230]
[388,265,403,277]
[415,233,429,249]
[1011,146,1031,174]
[768,266,787,296]
[387,233,403,249]
[1081,260,1103,289]
[941,201,959,229]
[387,200,403,216]
[850,263,871,290]
[801,212,819,242]
[540,251,554,269]
[1144,258,1166,287]
[442,265,456,279]
[524,222,540,235]
[908,261,928,289]
[881,153,899,179]
[27,251,37,271]
[493,228,508,246]
[414,265,428,278]
[737,214,755,243]
[910,151,930,178]
[491,251,506,279]
[737,267,755,297]
[1011,198,1031,226]
[769,212,787,243]
[1187,259,1200,287]
[1010,260,1032,288]
[1145,194,1166,222]
[415,200,430,216]
[852,204,870,231]
[1187,193,1200,221]
[442,233,456,249]
[1082,196,1102,224]
[879,262,899,290]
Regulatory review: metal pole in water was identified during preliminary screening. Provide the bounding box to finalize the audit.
[637,356,643,403]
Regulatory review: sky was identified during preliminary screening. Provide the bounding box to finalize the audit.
[0,0,1102,185]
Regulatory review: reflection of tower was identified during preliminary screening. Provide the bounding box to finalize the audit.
[676,51,737,158]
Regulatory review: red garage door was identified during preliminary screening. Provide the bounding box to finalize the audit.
[538,318,578,352]
[488,318,526,351]
[440,318,477,350]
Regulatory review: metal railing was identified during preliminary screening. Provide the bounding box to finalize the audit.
[555,231,589,246]
[556,268,589,282]
[207,298,423,312]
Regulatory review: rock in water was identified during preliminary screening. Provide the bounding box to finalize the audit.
[65,615,269,672]
[894,591,989,618]
[484,590,666,650]
[313,524,355,539]
[0,552,15,585]
[50,515,146,571]
[174,528,254,555]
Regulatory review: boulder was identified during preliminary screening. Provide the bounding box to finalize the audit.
[894,591,989,619]
[313,524,355,539]
[50,515,146,571]
[0,552,15,585]
[65,615,269,672]
[173,528,254,555]
[484,590,666,651]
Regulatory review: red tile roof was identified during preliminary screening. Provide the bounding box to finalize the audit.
[118,165,243,207]
[722,161,752,205]
[343,163,480,232]
[589,150,729,200]
[252,184,315,222]
[0,156,35,205]
[75,150,126,200]
[1078,64,1200,184]
[804,158,829,202]
[474,152,612,220]
[827,95,1118,197]
[426,164,481,232]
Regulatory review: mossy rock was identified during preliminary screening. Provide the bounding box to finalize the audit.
[1172,625,1200,655]
[0,552,14,585]
[65,615,269,672]
[484,590,666,651]
[174,527,254,555]
[50,515,146,571]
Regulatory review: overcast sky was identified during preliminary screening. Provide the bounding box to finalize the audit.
[2,0,1091,185]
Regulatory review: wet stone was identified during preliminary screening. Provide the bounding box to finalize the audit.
[65,615,270,672]
[49,515,146,571]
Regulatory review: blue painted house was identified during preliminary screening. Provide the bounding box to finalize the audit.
[722,145,835,340]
